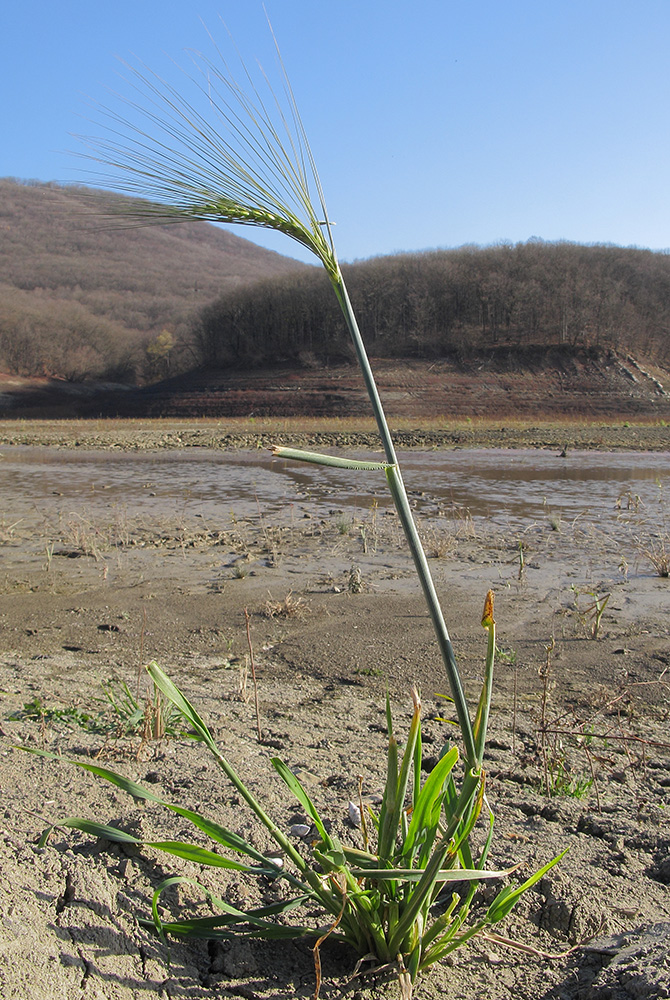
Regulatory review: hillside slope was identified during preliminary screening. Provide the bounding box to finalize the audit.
[114,349,670,420]
[3,348,670,421]
[0,178,309,380]
[3,180,670,421]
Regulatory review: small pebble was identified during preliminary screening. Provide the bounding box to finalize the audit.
[348,801,362,827]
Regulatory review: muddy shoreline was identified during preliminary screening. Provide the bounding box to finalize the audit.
[1,432,669,1000]
[0,416,669,453]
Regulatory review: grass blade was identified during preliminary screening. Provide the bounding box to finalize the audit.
[486,849,569,923]
[146,665,328,886]
[150,918,320,940]
[270,757,333,847]
[402,746,459,865]
[142,840,272,870]
[57,818,141,844]
[51,819,279,873]
[146,661,215,748]
[349,865,517,882]
[24,746,286,869]
[377,693,399,862]
[378,690,421,863]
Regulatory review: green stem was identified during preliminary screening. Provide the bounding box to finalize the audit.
[329,270,477,767]
[473,619,496,769]
[330,274,398,466]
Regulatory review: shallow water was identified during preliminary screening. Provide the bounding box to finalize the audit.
[398,448,670,527]
[2,445,669,532]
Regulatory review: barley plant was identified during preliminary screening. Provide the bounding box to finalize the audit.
[31,21,562,997]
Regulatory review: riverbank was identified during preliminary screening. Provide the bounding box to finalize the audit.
[0,415,669,452]
[4,351,670,426]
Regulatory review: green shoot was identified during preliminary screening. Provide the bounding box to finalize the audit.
[571,586,611,639]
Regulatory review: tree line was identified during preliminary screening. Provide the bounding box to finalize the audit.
[191,241,670,369]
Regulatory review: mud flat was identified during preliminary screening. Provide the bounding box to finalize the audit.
[1,441,669,1000]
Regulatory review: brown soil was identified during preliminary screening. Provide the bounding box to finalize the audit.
[122,352,670,422]
[1,430,669,1000]
[3,350,670,423]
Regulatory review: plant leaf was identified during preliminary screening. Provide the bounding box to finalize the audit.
[21,746,169,802]
[149,875,318,942]
[441,771,475,871]
[58,818,141,844]
[270,757,333,848]
[143,840,269,870]
[474,594,496,767]
[22,745,279,868]
[161,805,274,866]
[486,849,568,923]
[146,662,215,748]
[377,730,399,862]
[271,446,387,471]
[145,668,315,883]
[147,917,320,940]
[350,865,516,882]
[402,746,458,865]
[379,693,421,863]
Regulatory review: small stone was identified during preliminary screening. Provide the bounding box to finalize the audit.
[348,801,362,827]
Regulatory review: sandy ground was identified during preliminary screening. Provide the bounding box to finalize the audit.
[1,431,669,999]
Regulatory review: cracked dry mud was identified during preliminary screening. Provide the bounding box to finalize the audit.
[1,437,669,1000]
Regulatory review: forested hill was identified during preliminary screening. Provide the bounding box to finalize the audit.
[192,240,670,369]
[0,178,308,382]
[3,177,670,420]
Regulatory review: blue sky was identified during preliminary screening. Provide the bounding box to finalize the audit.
[2,1,670,264]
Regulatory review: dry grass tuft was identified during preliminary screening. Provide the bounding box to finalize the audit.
[643,536,670,577]
[420,525,457,559]
[264,590,310,619]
